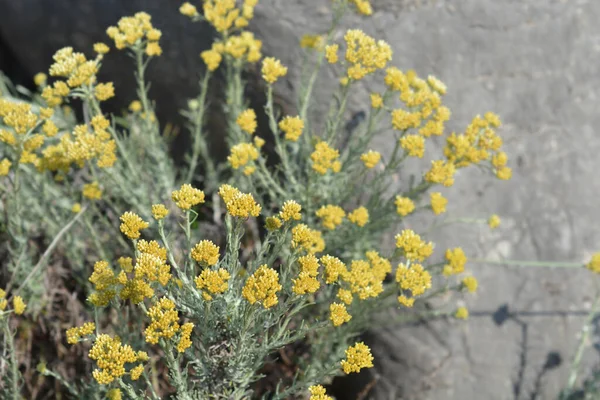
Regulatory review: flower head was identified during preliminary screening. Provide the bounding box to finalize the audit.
[291,224,325,254]
[218,184,261,218]
[395,196,415,217]
[443,247,467,276]
[316,205,345,230]
[311,141,341,175]
[360,150,381,169]
[171,184,205,211]
[236,109,257,134]
[119,212,149,239]
[395,230,433,262]
[191,240,220,266]
[348,206,369,227]
[151,204,169,220]
[13,296,26,315]
[88,334,141,384]
[430,192,447,215]
[341,342,374,374]
[488,214,501,229]
[279,116,304,142]
[462,276,478,293]
[242,265,282,308]
[195,268,230,300]
[280,200,302,221]
[586,253,600,274]
[455,306,469,320]
[262,57,287,84]
[330,302,352,326]
[309,385,333,400]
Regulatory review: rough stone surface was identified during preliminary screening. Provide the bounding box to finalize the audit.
[1,0,600,398]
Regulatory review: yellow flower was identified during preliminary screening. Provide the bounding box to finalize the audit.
[171,184,205,211]
[83,181,102,200]
[89,334,140,384]
[279,116,304,142]
[93,42,110,55]
[462,276,478,293]
[343,260,385,300]
[13,296,26,315]
[300,34,323,49]
[228,143,259,170]
[66,322,96,344]
[107,388,122,400]
[151,204,169,220]
[236,109,257,134]
[329,303,352,326]
[261,57,287,84]
[455,306,469,320]
[191,240,220,266]
[195,268,230,300]
[177,322,194,353]
[370,93,383,109]
[395,230,433,262]
[425,160,456,187]
[34,72,47,86]
[291,224,325,254]
[496,166,512,180]
[391,109,421,131]
[308,385,333,400]
[130,364,144,381]
[348,206,369,227]
[427,75,447,94]
[586,253,600,274]
[394,196,415,217]
[119,212,149,239]
[201,49,223,71]
[443,247,467,276]
[265,216,282,231]
[397,295,415,307]
[254,136,265,148]
[316,205,345,230]
[430,192,447,215]
[400,134,425,158]
[396,263,431,298]
[337,288,353,305]
[0,159,11,176]
[218,184,261,218]
[95,82,115,101]
[484,111,502,127]
[311,141,341,175]
[280,200,302,221]
[145,42,162,56]
[325,44,339,63]
[341,342,374,374]
[360,150,381,169]
[242,265,282,308]
[350,0,373,15]
[488,214,501,229]
[179,2,198,17]
[144,297,180,344]
[71,203,82,213]
[129,100,142,112]
[292,254,321,295]
[344,30,391,80]
[321,255,347,284]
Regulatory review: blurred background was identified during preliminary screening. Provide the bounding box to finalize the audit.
[1,1,599,398]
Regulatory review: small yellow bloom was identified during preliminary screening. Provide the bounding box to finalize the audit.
[397,294,415,307]
[341,342,374,374]
[395,196,415,217]
[265,216,282,231]
[179,2,198,17]
[278,116,304,142]
[443,247,467,276]
[129,100,142,112]
[107,389,122,400]
[488,214,501,229]
[350,0,373,15]
[427,75,447,95]
[242,265,282,308]
[586,253,600,274]
[177,322,194,353]
[236,109,257,134]
[261,57,287,84]
[308,385,333,400]
[430,192,447,215]
[395,229,433,262]
[396,263,431,297]
[316,205,345,230]
[348,206,369,227]
[370,93,383,109]
[279,200,302,221]
[300,34,323,49]
[95,82,115,101]
[145,42,162,57]
[195,268,230,300]
[400,134,425,158]
[82,181,102,200]
[34,72,47,86]
[218,184,261,218]
[13,296,26,315]
[119,212,149,239]
[321,255,347,284]
[311,141,341,175]
[291,224,325,254]
[151,204,169,220]
[172,184,205,211]
[425,160,456,187]
[325,44,339,63]
[496,166,512,180]
[93,42,110,55]
[329,302,352,326]
[191,240,220,266]
[228,142,259,170]
[462,276,478,293]
[0,159,11,176]
[455,306,469,320]
[71,203,82,213]
[360,150,381,169]
[201,49,222,71]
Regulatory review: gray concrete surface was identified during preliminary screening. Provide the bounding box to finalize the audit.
[253,1,600,399]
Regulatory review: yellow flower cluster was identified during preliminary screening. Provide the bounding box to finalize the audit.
[444,113,510,180]
[488,214,501,229]
[329,302,352,326]
[430,192,447,215]
[88,261,118,306]
[119,212,149,239]
[279,116,304,142]
[89,334,146,384]
[46,47,100,91]
[370,93,383,109]
[399,134,425,158]
[311,141,341,175]
[242,265,282,308]
[221,31,263,63]
[265,216,282,231]
[308,385,333,400]
[443,247,467,276]
[191,240,220,266]
[107,389,121,400]
[348,206,369,227]
[395,229,433,262]
[179,2,198,17]
[340,252,391,301]
[343,29,392,80]
[151,204,169,220]
[280,200,302,221]
[291,224,326,254]
[425,160,456,187]
[228,142,259,175]
[341,342,374,374]
[106,12,163,56]
[144,297,181,344]
[171,183,206,210]
[66,322,96,344]
[350,0,373,15]
[13,296,26,315]
[316,205,345,230]
[321,255,347,284]
[83,181,102,200]
[325,44,339,64]
[396,263,431,307]
[395,196,415,217]
[262,57,288,84]
[462,276,478,293]
[195,268,231,300]
[300,34,324,50]
[586,253,600,274]
[360,150,381,169]
[236,108,257,134]
[198,0,258,32]
[0,289,6,311]
[455,306,469,320]
[0,159,11,176]
[218,184,261,218]
[292,254,321,295]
